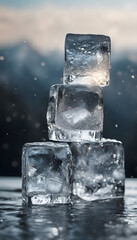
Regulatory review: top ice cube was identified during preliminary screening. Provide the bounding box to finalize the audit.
[63,34,111,86]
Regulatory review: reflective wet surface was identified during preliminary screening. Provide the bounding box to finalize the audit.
[0,178,137,240]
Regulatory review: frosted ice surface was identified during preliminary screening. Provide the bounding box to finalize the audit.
[22,142,72,205]
[70,139,125,201]
[47,84,103,142]
[63,34,111,86]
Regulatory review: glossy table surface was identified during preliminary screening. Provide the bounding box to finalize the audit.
[0,178,137,240]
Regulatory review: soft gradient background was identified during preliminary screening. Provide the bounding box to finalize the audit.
[0,0,137,177]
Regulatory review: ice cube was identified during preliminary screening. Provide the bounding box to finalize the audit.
[22,142,72,205]
[47,84,103,142]
[63,34,111,86]
[70,139,125,201]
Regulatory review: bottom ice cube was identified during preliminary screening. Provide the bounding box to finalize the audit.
[70,139,125,201]
[22,142,72,205]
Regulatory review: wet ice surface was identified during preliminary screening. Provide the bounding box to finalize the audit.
[0,178,137,240]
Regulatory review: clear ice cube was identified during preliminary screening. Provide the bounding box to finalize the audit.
[70,139,125,201]
[63,34,111,86]
[22,142,72,205]
[47,84,103,142]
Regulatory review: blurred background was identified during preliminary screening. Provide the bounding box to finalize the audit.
[0,0,137,177]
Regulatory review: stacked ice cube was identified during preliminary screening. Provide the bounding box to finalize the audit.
[22,34,125,205]
[22,142,72,205]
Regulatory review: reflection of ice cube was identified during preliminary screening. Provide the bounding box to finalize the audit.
[47,178,63,194]
[56,107,91,129]
[63,34,111,86]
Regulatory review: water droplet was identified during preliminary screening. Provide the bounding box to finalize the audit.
[0,56,4,61]
[35,122,40,128]
[2,143,9,150]
[52,227,59,236]
[20,114,25,119]
[12,161,18,167]
[41,62,45,67]
[6,117,12,122]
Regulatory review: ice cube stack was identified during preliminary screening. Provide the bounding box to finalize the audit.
[22,34,125,205]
